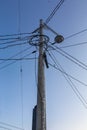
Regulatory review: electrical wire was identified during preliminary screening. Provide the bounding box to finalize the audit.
[0,39,21,45]
[0,48,36,70]
[49,62,87,108]
[0,32,33,38]
[0,125,12,130]
[0,36,30,43]
[0,122,24,130]
[0,57,37,70]
[0,57,36,71]
[0,46,32,65]
[47,51,87,108]
[0,42,27,49]
[65,28,87,40]
[0,37,19,41]
[0,29,40,39]
[0,35,31,45]
[48,63,87,87]
[60,41,87,48]
[50,45,87,71]
[44,27,87,42]
[2,30,86,50]
[55,45,87,69]
[0,57,37,61]
[45,0,65,24]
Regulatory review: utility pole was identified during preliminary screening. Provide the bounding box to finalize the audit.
[31,19,64,130]
[36,19,46,130]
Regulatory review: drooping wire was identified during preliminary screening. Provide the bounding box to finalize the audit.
[45,0,65,24]
[0,39,21,45]
[0,46,32,65]
[0,55,36,70]
[50,51,87,102]
[65,29,87,40]
[48,62,87,87]
[0,35,32,45]
[48,62,87,108]
[47,51,87,108]
[0,48,36,71]
[0,32,33,38]
[44,26,87,42]
[0,57,37,61]
[0,42,27,49]
[0,125,12,130]
[0,29,39,39]
[60,41,87,48]
[50,45,87,71]
[0,121,24,130]
[55,45,87,69]
[0,37,19,40]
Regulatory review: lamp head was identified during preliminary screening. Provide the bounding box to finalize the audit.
[54,35,64,43]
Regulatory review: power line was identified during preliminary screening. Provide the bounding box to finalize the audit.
[55,45,87,69]
[0,57,37,70]
[48,62,87,108]
[65,29,87,40]
[46,27,87,43]
[50,45,87,71]
[0,122,24,130]
[48,51,87,108]
[0,37,19,41]
[0,29,40,38]
[0,125,12,130]
[0,32,33,38]
[0,57,37,61]
[0,35,31,45]
[60,41,87,48]
[0,46,34,70]
[48,63,87,87]
[0,46,32,65]
[0,42,27,49]
[0,39,21,45]
[0,54,37,71]
[45,0,65,24]
[46,45,87,86]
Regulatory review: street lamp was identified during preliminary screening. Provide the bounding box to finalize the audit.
[54,35,64,43]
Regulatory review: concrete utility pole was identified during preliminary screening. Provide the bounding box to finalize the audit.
[36,19,46,130]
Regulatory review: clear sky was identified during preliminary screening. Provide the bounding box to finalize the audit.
[0,0,87,130]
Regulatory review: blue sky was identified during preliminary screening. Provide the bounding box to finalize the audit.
[0,0,87,130]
